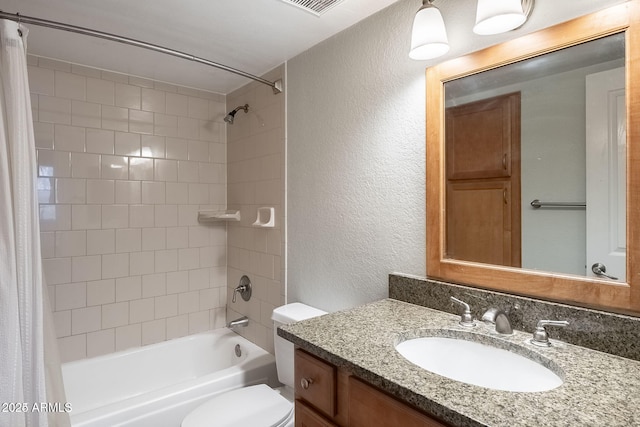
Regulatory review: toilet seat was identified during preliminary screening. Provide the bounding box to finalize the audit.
[181,384,293,427]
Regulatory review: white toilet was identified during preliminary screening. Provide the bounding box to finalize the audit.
[181,303,327,427]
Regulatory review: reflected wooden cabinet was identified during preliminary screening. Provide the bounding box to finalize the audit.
[445,94,517,181]
[445,92,521,268]
[294,349,450,427]
[446,180,514,266]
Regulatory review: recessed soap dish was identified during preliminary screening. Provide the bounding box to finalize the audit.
[253,207,275,227]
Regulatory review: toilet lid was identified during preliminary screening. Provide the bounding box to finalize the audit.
[182,384,293,427]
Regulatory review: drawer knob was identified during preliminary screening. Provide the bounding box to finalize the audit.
[300,377,314,390]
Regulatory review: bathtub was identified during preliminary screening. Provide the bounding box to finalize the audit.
[62,329,278,427]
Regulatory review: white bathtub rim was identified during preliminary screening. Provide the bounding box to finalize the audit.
[63,328,247,369]
[63,329,259,415]
[62,328,277,426]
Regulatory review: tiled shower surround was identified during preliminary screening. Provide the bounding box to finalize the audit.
[226,66,286,354]
[29,56,229,362]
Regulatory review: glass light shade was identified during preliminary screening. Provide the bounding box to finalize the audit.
[409,4,449,60]
[473,0,526,35]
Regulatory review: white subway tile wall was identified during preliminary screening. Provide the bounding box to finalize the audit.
[226,67,286,354]
[30,55,228,362]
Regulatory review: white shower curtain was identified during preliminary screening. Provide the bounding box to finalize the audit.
[0,19,69,427]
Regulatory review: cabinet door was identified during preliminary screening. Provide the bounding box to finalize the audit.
[348,377,449,427]
[295,400,339,427]
[446,180,519,266]
[295,349,337,418]
[445,92,520,180]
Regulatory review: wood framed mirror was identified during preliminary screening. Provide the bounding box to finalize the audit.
[426,2,640,314]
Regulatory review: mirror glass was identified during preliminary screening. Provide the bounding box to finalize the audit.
[443,34,626,280]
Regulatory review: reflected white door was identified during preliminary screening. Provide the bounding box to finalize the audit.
[585,67,626,281]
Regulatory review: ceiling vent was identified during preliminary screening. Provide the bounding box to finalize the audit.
[279,0,346,16]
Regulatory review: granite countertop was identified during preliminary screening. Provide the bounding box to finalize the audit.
[278,298,640,427]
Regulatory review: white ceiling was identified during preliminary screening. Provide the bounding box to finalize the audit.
[3,0,402,94]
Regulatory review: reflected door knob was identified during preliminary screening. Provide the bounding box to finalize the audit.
[591,263,618,280]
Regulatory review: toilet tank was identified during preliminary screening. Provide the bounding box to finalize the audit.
[272,303,326,389]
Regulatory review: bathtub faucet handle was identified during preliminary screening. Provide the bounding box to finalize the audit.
[232,275,252,303]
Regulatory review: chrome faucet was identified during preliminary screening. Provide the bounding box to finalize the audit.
[227,316,249,328]
[450,296,475,327]
[530,320,569,347]
[481,308,513,335]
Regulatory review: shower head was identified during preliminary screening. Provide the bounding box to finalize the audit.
[224,104,249,124]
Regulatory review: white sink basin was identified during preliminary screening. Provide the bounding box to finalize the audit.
[396,336,563,392]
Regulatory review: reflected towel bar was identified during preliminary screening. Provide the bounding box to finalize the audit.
[530,199,586,209]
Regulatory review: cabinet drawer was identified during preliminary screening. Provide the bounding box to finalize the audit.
[348,377,449,427]
[295,349,337,418]
[295,400,339,427]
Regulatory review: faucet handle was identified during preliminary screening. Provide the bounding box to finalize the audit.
[232,275,252,303]
[530,320,569,347]
[450,296,475,327]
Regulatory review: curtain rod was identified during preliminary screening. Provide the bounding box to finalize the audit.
[0,11,283,94]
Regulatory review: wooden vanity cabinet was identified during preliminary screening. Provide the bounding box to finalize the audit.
[294,349,450,427]
[296,400,339,427]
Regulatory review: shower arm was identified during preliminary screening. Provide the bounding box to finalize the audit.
[0,11,283,94]
[231,104,249,115]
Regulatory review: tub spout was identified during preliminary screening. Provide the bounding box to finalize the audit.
[227,316,249,328]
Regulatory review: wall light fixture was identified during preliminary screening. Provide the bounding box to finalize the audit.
[409,0,449,60]
[409,0,535,60]
[473,0,534,35]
